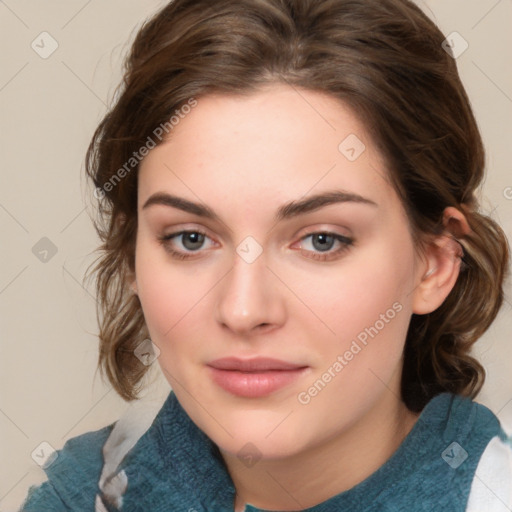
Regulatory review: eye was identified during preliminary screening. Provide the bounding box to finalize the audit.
[294,232,353,261]
[158,230,216,259]
[157,229,353,262]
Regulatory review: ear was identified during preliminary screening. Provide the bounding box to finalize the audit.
[412,207,470,315]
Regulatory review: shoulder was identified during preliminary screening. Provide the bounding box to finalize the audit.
[20,423,115,511]
[429,392,504,443]
[408,392,511,510]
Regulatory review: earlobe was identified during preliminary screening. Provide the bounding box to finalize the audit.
[412,206,470,315]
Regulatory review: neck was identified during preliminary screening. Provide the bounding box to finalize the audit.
[221,390,420,512]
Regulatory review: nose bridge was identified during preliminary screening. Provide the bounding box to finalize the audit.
[215,247,284,334]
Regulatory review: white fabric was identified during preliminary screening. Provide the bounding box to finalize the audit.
[466,434,512,511]
[96,399,163,510]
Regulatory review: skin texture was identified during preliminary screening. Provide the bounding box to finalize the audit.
[131,83,467,510]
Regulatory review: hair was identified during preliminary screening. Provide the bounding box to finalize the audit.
[84,0,510,412]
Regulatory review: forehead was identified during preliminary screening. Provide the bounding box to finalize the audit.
[137,83,395,218]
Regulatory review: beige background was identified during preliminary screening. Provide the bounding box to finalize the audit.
[1,1,511,510]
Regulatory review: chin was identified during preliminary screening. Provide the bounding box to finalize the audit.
[210,410,314,460]
[217,431,308,462]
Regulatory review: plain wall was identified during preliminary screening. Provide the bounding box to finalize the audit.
[1,1,511,510]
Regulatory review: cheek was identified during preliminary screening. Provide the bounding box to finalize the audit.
[134,235,205,346]
[292,243,415,421]
[340,246,415,384]
[290,239,415,341]
[285,236,416,405]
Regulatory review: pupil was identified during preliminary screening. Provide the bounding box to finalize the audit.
[183,232,204,250]
[312,234,334,252]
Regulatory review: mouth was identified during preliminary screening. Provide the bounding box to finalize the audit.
[206,357,309,398]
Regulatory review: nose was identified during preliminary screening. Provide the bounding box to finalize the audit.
[214,250,286,337]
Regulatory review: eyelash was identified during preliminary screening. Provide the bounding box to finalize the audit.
[158,230,213,261]
[157,230,354,262]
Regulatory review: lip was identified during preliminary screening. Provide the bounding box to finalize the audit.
[206,357,309,398]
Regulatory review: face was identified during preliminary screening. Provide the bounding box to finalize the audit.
[133,83,426,460]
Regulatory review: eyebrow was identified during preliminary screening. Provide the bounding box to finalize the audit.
[142,189,378,222]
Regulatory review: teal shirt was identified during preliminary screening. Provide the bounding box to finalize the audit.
[20,391,508,511]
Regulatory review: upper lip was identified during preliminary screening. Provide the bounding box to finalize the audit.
[207,357,307,372]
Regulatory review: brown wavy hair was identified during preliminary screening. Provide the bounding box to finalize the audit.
[84,0,510,412]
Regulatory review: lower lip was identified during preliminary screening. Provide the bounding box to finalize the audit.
[207,367,308,398]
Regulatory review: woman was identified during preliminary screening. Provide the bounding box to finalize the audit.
[21,0,511,510]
